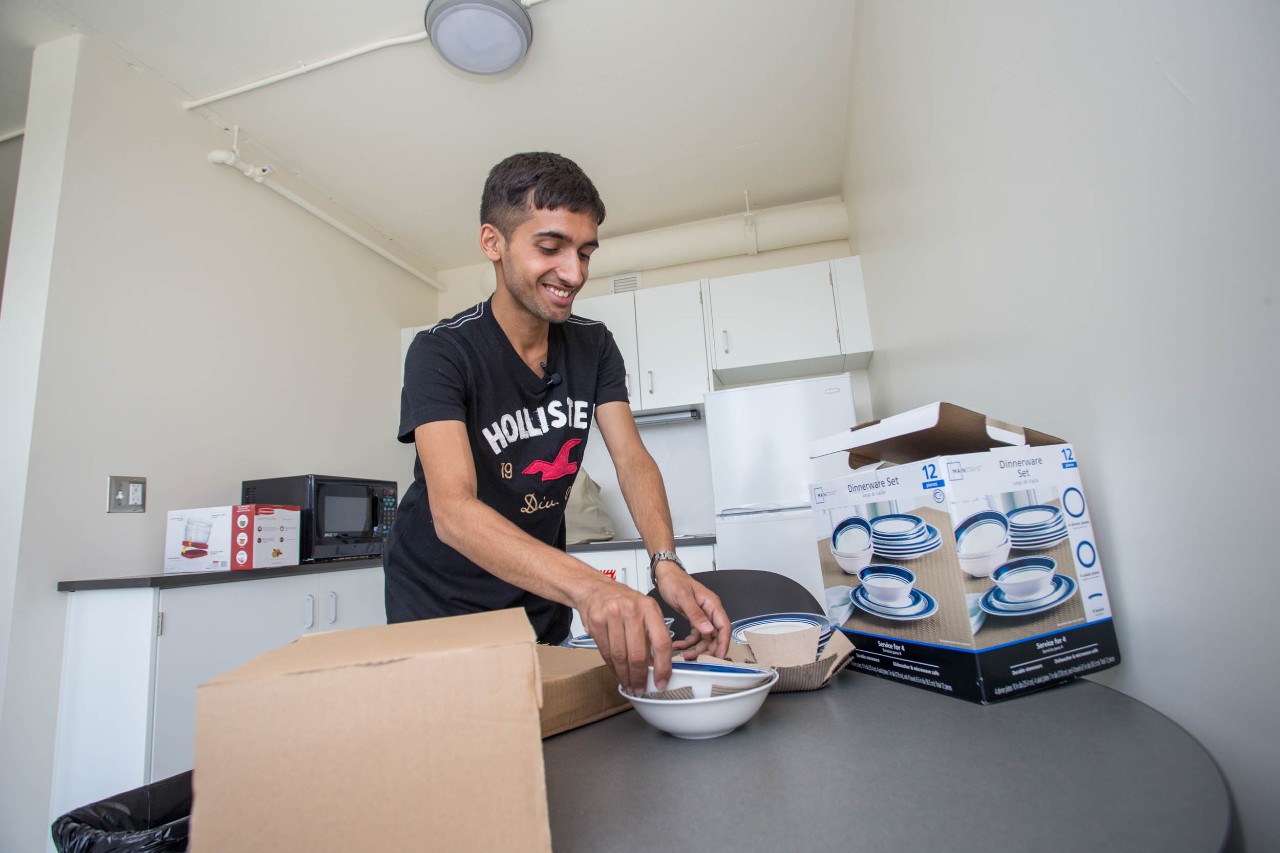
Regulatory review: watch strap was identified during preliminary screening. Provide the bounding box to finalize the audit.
[648,550,684,587]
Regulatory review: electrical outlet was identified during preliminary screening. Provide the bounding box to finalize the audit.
[108,476,147,513]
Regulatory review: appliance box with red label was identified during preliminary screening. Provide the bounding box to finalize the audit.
[163,504,301,573]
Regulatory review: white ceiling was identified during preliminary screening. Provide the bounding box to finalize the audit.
[0,0,856,272]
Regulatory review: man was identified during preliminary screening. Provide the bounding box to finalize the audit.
[386,152,730,693]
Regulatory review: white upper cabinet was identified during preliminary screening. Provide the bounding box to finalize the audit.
[632,281,710,411]
[574,291,640,406]
[704,257,874,384]
[705,261,844,384]
[831,256,874,368]
[575,280,709,412]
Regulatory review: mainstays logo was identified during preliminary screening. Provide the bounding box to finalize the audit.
[481,396,592,455]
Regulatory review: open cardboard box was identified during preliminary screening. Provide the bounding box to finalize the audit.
[808,402,1120,703]
[191,609,553,851]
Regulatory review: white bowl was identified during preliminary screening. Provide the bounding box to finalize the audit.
[622,668,779,739]
[991,557,1057,601]
[830,540,874,574]
[644,661,773,699]
[956,537,1012,577]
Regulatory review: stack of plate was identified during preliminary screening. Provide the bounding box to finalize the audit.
[1007,505,1068,550]
[567,617,675,650]
[730,612,833,655]
[870,513,942,560]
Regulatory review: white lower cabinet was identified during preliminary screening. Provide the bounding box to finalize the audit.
[51,566,386,821]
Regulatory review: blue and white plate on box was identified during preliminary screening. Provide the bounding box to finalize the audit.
[1010,527,1069,550]
[870,514,927,541]
[873,525,942,559]
[850,586,938,621]
[1007,505,1063,529]
[980,575,1077,617]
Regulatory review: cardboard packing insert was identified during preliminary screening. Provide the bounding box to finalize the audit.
[703,625,856,692]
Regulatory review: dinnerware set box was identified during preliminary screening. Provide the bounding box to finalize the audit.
[162,504,300,573]
[535,644,630,737]
[190,609,552,852]
[808,402,1120,704]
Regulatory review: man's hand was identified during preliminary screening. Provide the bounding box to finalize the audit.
[578,576,674,695]
[655,563,731,661]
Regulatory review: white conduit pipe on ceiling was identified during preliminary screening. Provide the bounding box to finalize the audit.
[207,149,444,290]
[587,197,850,281]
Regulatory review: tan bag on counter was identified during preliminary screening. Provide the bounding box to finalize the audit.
[565,468,615,544]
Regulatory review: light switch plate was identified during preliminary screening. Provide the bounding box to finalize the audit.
[107,476,146,513]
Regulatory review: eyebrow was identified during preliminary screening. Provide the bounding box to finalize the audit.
[533,229,599,249]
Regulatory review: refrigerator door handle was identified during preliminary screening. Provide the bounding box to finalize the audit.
[722,330,730,354]
[718,503,812,517]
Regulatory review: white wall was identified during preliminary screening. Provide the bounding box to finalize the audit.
[846,3,1277,849]
[0,36,433,850]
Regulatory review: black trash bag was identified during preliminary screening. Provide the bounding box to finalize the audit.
[51,770,191,853]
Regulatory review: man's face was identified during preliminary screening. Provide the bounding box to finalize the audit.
[488,205,599,325]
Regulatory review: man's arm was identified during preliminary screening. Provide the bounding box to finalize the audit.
[414,420,674,693]
[593,401,731,659]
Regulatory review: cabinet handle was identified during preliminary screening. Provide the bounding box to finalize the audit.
[723,330,730,354]
[648,370,654,394]
[326,591,338,625]
[302,594,315,630]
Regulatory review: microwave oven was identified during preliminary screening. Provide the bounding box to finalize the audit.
[240,475,397,563]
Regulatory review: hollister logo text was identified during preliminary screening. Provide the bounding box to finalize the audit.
[523,439,581,482]
[482,396,592,455]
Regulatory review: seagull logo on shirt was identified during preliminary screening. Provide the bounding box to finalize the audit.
[523,439,582,482]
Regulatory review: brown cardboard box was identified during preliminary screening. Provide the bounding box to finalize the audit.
[190,609,550,852]
[535,645,630,737]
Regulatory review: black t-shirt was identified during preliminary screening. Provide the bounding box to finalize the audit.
[385,298,629,642]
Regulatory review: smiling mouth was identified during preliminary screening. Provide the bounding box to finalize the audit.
[543,283,575,300]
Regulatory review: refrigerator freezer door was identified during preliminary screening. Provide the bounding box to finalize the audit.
[713,509,826,607]
[704,374,857,514]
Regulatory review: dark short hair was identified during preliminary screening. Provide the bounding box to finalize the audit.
[480,152,606,237]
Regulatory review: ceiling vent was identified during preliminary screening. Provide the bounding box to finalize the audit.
[609,271,642,294]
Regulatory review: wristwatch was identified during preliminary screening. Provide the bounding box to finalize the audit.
[648,550,685,587]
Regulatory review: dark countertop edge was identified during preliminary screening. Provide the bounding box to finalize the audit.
[56,536,717,591]
[565,535,716,553]
[57,558,384,592]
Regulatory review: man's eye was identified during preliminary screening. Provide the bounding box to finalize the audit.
[579,252,591,263]
[538,245,557,255]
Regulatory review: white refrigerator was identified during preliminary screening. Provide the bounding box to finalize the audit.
[704,374,859,606]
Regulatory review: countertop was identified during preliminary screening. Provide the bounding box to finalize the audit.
[56,535,717,592]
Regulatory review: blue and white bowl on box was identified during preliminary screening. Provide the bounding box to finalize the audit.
[991,556,1057,602]
[831,516,875,573]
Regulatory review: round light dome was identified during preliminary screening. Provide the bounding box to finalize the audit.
[425,0,534,76]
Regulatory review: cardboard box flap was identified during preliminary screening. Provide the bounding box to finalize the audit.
[809,402,1064,467]
[206,608,536,685]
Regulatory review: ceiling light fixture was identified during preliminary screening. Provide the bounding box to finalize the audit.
[424,0,534,76]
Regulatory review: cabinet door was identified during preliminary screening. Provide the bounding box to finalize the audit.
[831,256,874,366]
[633,281,710,410]
[151,575,316,781]
[678,545,716,576]
[574,294,640,409]
[315,566,387,631]
[707,262,840,371]
[575,548,640,593]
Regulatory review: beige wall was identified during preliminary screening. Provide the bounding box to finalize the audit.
[0,36,433,849]
[847,3,1278,849]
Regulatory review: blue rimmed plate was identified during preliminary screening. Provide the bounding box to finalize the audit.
[980,575,1077,617]
[870,513,927,540]
[850,586,938,621]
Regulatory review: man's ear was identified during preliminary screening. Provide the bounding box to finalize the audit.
[479,223,504,262]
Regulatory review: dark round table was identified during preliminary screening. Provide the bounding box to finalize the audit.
[543,673,1230,852]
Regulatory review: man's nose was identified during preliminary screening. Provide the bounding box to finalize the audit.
[559,253,587,287]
